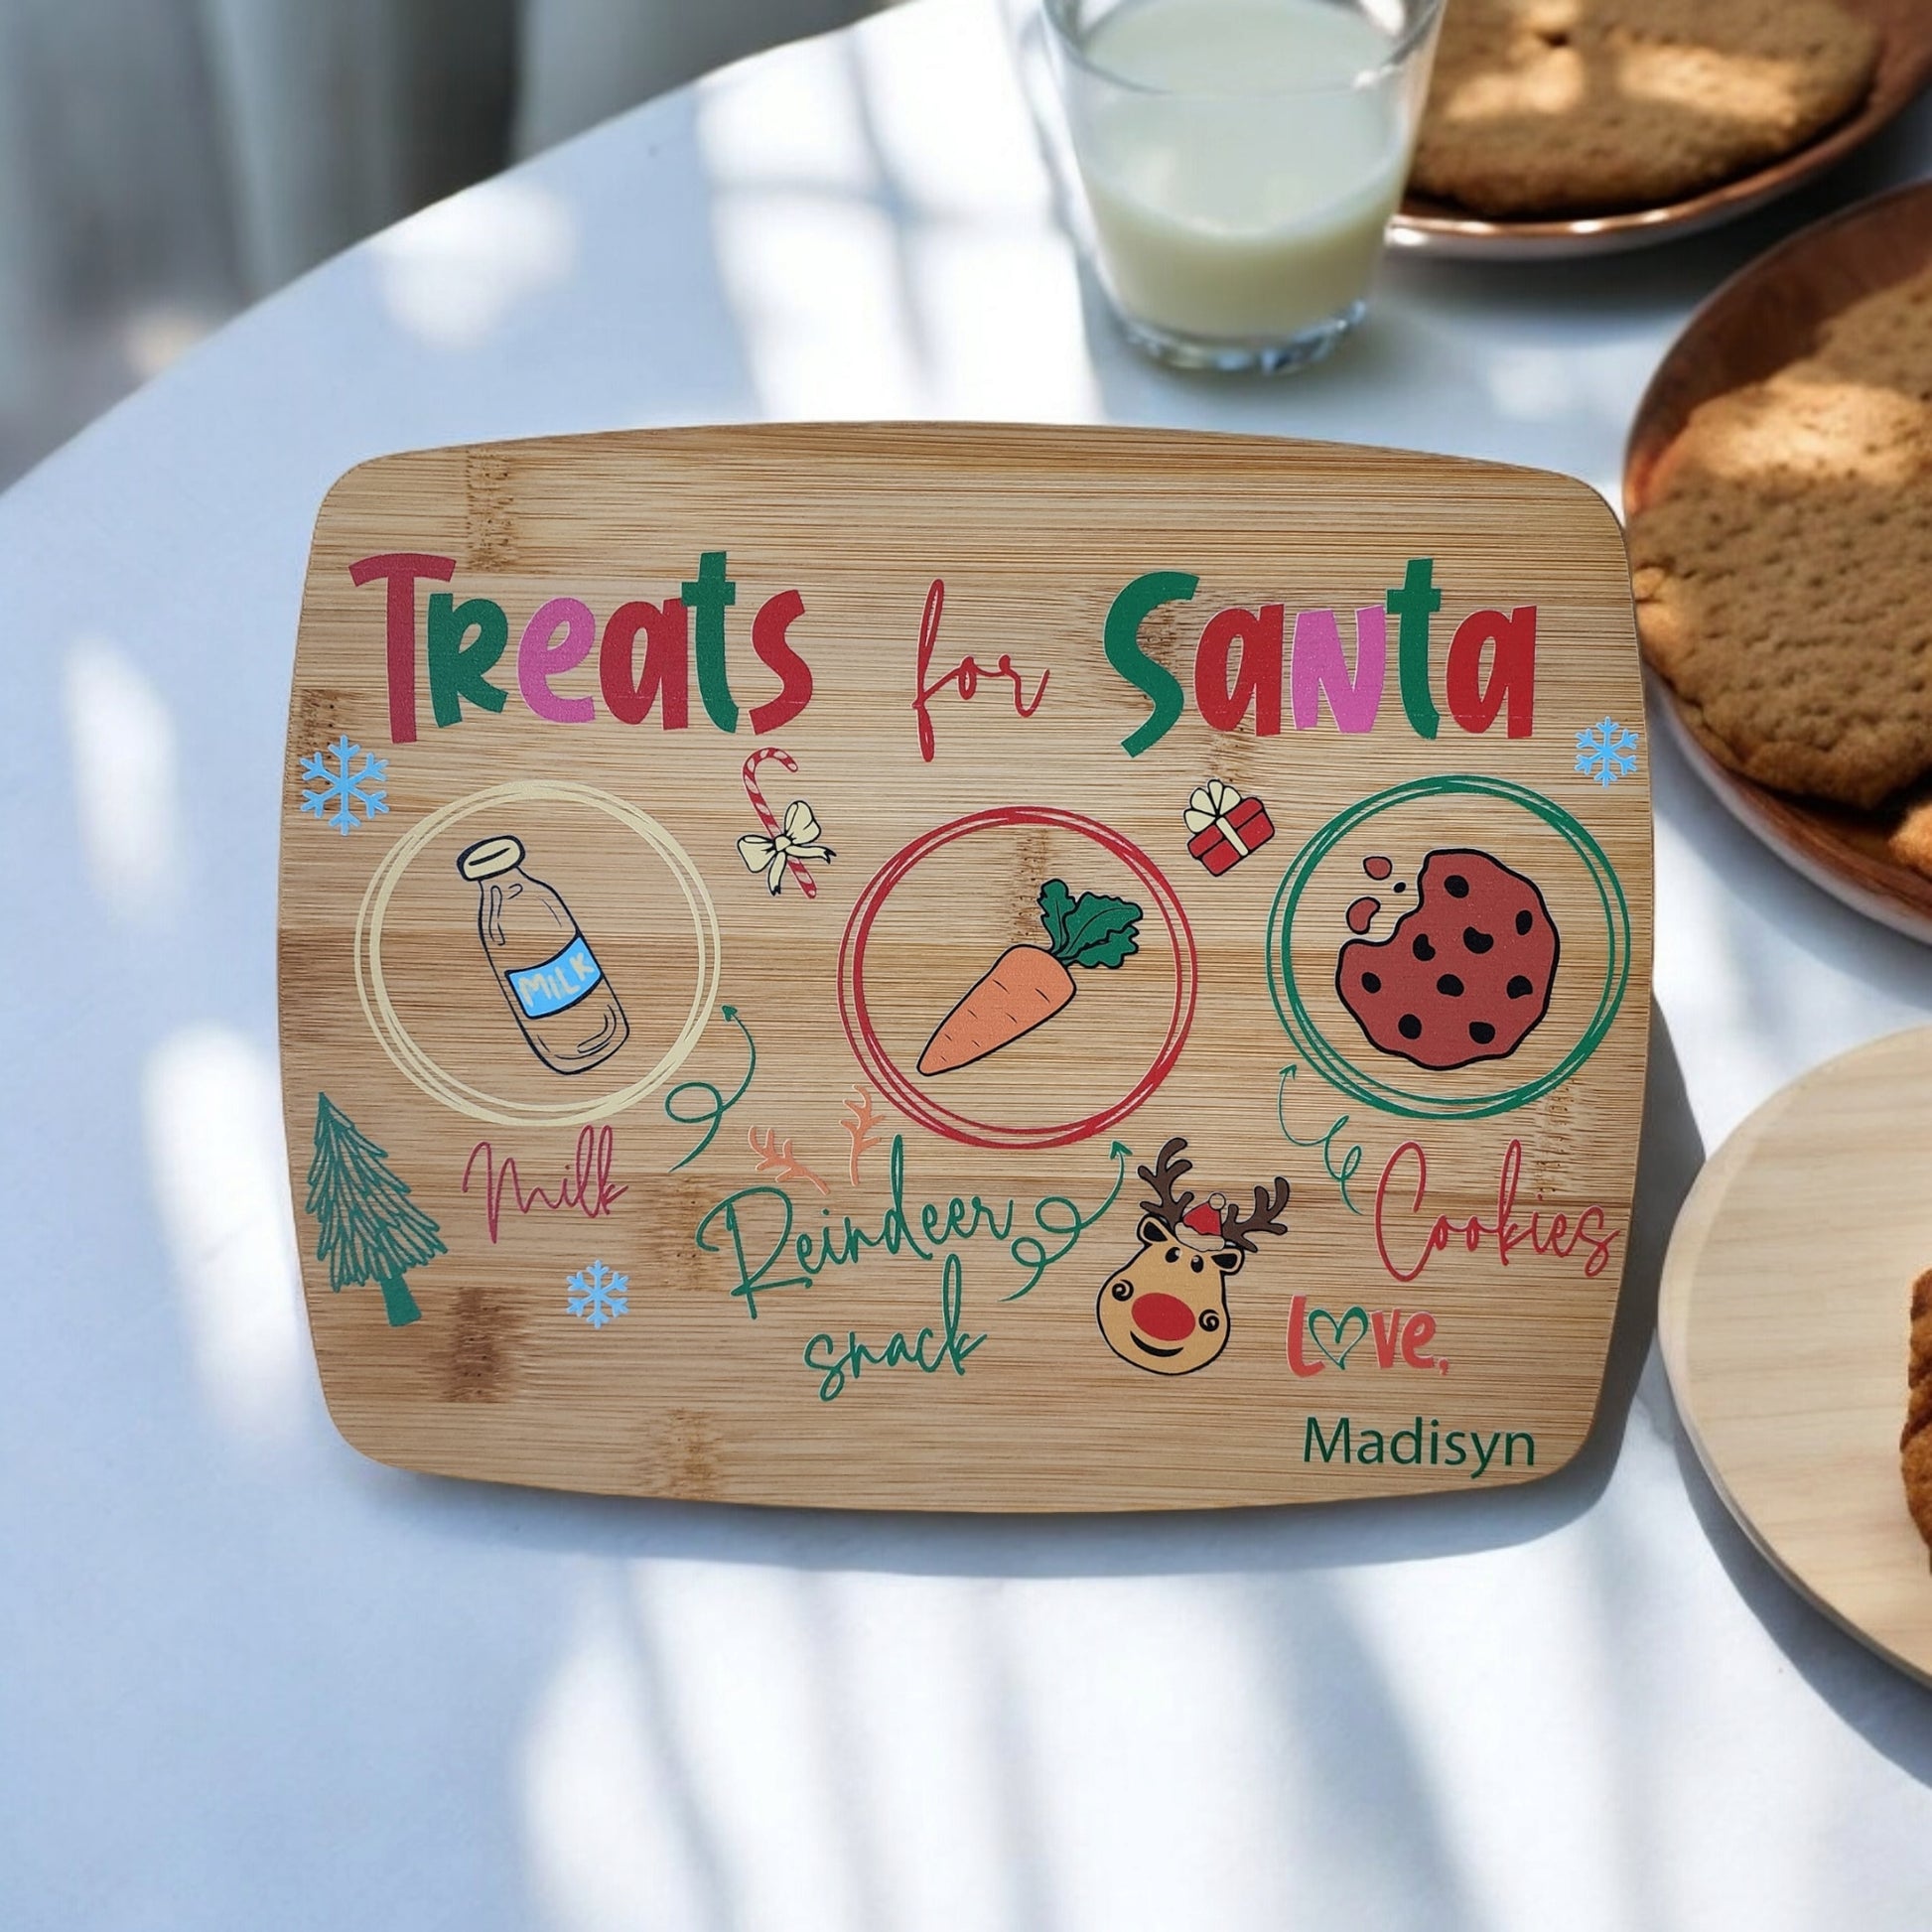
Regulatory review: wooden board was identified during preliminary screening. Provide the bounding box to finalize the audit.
[1659,1028,1932,1684]
[1625,180,1932,944]
[279,423,1653,1509]
[1393,0,1932,258]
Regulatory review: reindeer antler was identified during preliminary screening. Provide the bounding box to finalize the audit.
[1138,1137,1196,1225]
[1220,1176,1291,1255]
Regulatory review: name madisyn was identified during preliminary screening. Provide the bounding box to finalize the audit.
[1305,1414,1534,1480]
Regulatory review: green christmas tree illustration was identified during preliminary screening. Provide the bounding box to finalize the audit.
[306,1093,446,1327]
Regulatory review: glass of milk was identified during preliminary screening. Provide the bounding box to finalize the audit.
[1042,0,1444,372]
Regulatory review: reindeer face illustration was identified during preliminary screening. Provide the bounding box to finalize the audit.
[1097,1137,1290,1377]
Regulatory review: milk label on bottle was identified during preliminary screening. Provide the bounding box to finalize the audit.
[507,936,606,1019]
[458,835,629,1075]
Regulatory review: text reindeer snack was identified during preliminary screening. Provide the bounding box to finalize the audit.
[281,423,1651,1509]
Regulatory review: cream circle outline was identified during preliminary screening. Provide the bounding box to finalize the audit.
[353,780,721,1127]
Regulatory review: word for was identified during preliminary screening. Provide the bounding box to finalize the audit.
[1285,1298,1445,1377]
[1374,1138,1621,1285]
[1304,1414,1533,1478]
[352,550,811,745]
[803,1253,987,1402]
[1276,1064,1363,1214]
[1105,557,1534,756]
[460,1124,625,1244]
[912,577,1049,762]
[692,1135,1127,1318]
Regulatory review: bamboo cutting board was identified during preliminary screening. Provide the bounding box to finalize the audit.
[279,424,1652,1509]
[1661,1029,1932,1682]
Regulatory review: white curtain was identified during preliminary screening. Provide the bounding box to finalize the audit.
[199,0,518,293]
[511,0,872,158]
[0,0,873,478]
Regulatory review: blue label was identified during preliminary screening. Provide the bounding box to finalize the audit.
[508,935,604,1018]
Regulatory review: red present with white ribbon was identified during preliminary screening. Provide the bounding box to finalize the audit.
[1183,779,1275,876]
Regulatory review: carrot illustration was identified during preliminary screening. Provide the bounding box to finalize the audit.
[918,878,1143,1075]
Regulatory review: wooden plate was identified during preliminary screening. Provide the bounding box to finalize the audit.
[1660,1026,1932,1686]
[1624,178,1932,944]
[280,423,1653,1509]
[1392,0,1932,258]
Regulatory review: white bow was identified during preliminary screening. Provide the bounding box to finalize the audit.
[1182,779,1244,833]
[737,799,835,896]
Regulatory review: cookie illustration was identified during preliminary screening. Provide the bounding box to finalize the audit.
[1413,0,1879,219]
[1336,850,1558,1070]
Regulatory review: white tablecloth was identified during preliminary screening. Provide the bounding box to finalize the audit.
[6,3,1932,1924]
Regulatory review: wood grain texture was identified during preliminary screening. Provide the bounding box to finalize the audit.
[1659,1027,1932,1686]
[280,422,1652,1509]
[1625,181,1932,944]
[1394,0,1932,258]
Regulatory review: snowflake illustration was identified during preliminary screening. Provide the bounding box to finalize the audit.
[300,735,389,834]
[567,1259,629,1329]
[1576,716,1640,788]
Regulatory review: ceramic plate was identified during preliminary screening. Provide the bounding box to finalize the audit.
[1393,0,1932,259]
[1623,179,1932,943]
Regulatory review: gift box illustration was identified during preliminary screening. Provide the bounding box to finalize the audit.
[1183,779,1276,875]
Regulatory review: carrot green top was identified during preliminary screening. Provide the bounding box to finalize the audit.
[1037,879,1142,969]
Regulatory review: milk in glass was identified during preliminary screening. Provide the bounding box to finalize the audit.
[1071,0,1408,342]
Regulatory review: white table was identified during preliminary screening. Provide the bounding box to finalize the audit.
[7,3,1932,1924]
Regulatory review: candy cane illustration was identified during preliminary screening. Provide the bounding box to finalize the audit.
[738,747,834,898]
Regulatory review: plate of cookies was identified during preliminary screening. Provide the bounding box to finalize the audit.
[1625,180,1932,941]
[1661,1026,1932,1687]
[1395,0,1930,258]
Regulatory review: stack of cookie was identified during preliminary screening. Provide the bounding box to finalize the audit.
[1413,0,1881,218]
[1905,1267,1932,1558]
[1628,266,1932,873]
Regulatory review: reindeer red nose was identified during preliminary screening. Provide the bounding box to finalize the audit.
[1182,1201,1223,1239]
[1133,1293,1197,1341]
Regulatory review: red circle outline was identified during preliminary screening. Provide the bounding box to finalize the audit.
[837,807,1198,1151]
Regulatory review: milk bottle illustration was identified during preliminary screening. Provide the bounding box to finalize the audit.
[457,835,629,1075]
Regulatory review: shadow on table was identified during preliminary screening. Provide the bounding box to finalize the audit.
[369,1001,1704,1583]
[335,1004,1699,1929]
[1673,1428,1932,1780]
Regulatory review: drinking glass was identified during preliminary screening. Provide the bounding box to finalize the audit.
[1041,0,1445,373]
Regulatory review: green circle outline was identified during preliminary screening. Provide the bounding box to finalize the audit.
[1267,774,1631,1120]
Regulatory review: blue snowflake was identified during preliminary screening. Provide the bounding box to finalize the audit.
[567,1259,628,1328]
[300,735,389,834]
[1576,716,1640,788]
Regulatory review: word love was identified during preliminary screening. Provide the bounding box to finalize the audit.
[1105,556,1534,757]
[1286,1297,1445,1377]
[353,549,812,746]
[1374,1137,1621,1285]
[461,1124,626,1243]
